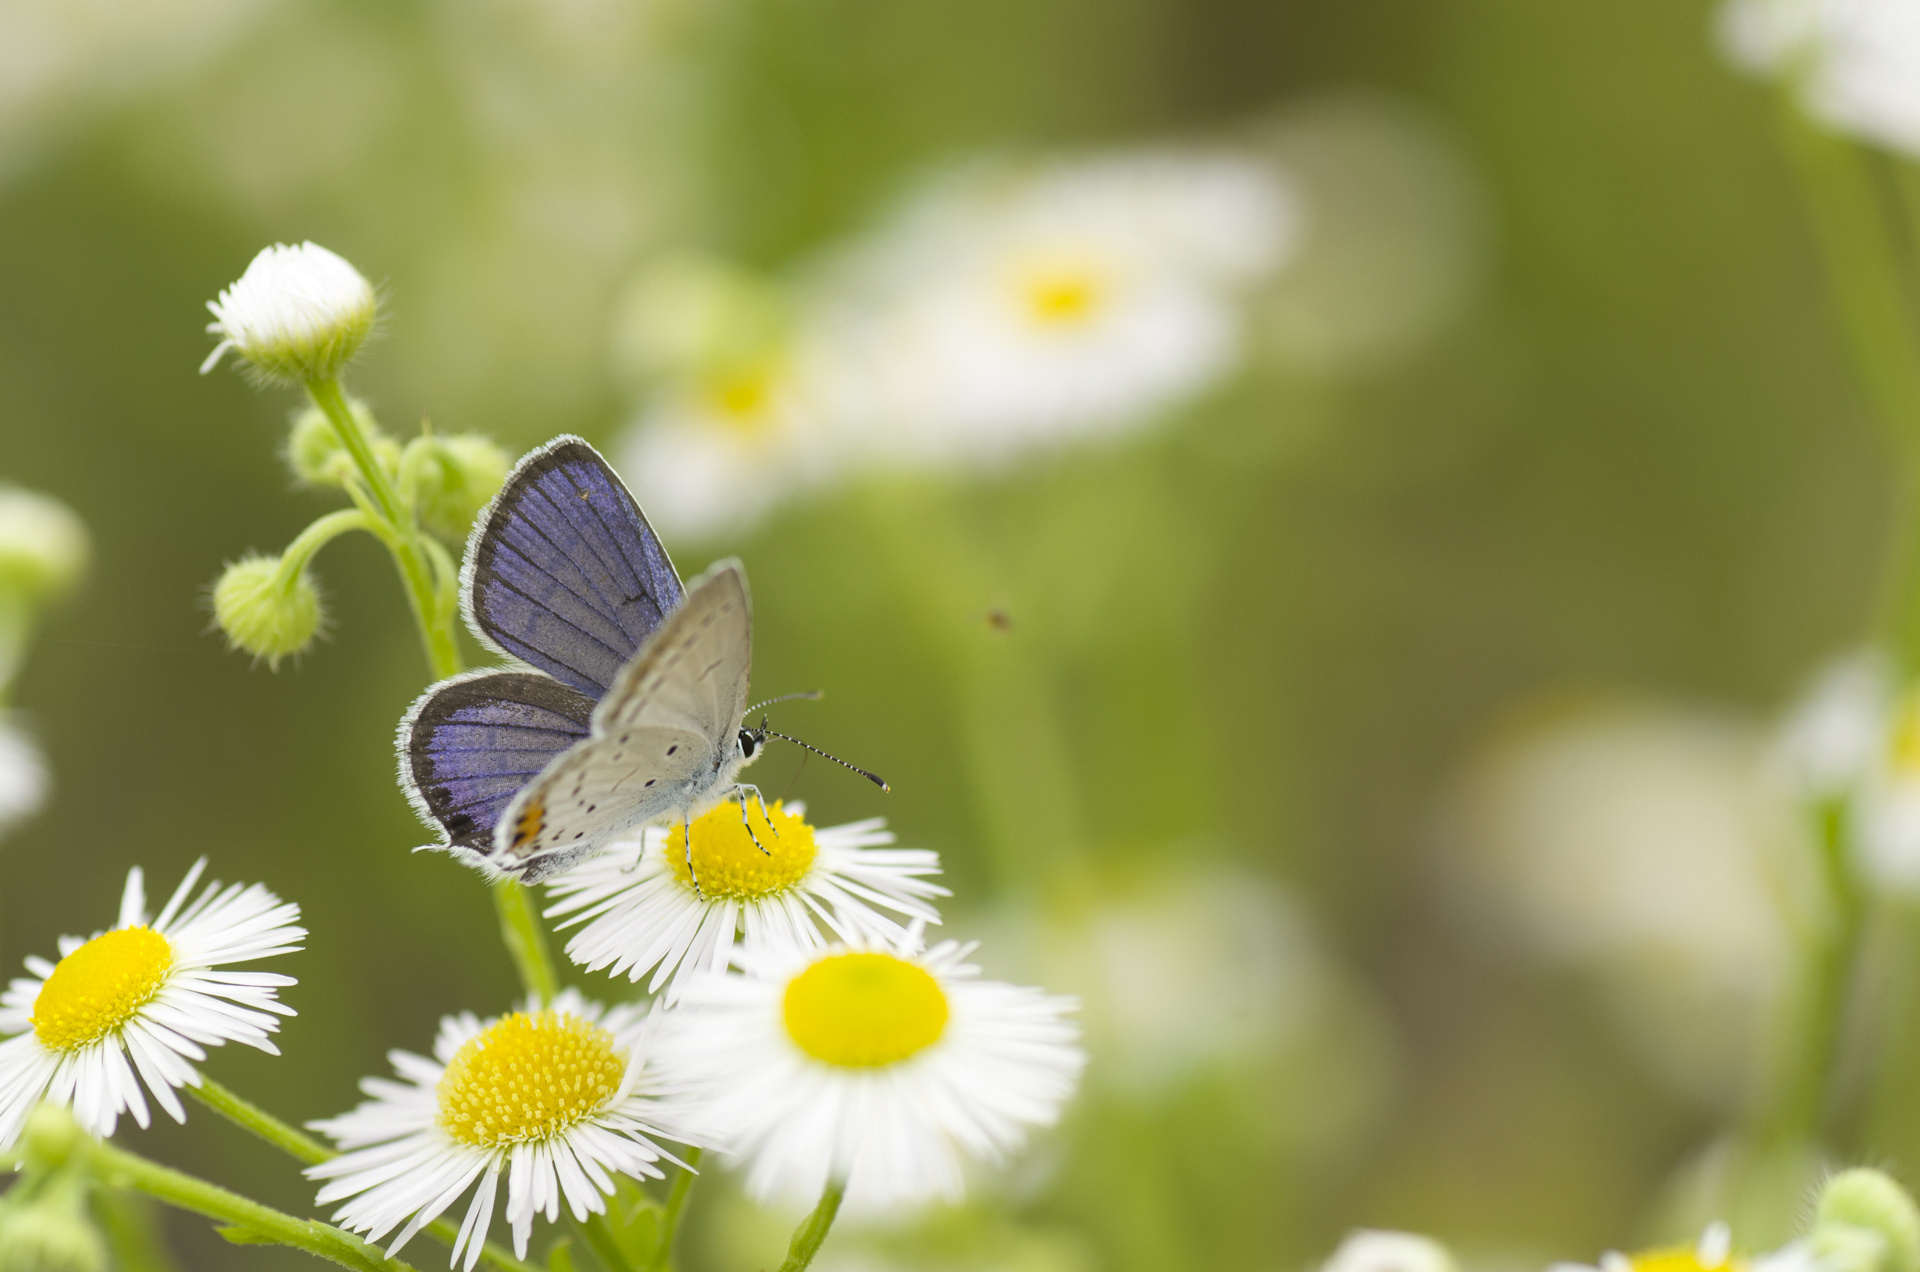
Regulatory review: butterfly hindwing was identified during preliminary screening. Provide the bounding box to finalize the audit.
[463,435,685,697]
[399,670,598,857]
[491,561,754,882]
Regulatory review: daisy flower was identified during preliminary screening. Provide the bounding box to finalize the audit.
[1720,0,1920,158]
[201,241,377,383]
[653,930,1083,1210]
[1551,1222,1820,1272]
[0,859,302,1148]
[308,988,698,1270]
[544,799,946,1005]
[821,148,1297,468]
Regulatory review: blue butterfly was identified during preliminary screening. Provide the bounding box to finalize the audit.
[399,436,773,884]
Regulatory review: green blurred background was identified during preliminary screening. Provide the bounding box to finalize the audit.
[0,0,1896,1268]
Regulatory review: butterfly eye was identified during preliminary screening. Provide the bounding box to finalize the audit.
[738,729,759,759]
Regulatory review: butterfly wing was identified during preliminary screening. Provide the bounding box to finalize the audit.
[462,435,685,698]
[398,670,599,860]
[489,560,754,882]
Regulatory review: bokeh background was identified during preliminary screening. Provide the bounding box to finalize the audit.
[0,0,1899,1269]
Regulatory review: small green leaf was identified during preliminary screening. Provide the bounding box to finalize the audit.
[547,1237,579,1272]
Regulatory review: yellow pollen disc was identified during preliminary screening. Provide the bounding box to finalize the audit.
[1894,690,1920,776]
[32,927,175,1052]
[704,359,782,437]
[1019,265,1105,327]
[783,952,948,1068]
[1629,1249,1741,1272]
[664,800,817,900]
[437,1011,627,1149]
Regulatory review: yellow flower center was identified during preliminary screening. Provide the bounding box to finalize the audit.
[783,952,948,1067]
[1018,262,1107,327]
[1628,1248,1739,1272]
[702,358,783,438]
[1894,689,1920,778]
[664,800,817,899]
[32,927,175,1052]
[436,1011,627,1148]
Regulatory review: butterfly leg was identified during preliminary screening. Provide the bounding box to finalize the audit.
[733,786,773,856]
[683,811,704,899]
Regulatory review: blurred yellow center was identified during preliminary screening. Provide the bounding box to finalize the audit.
[1629,1248,1738,1272]
[436,1011,626,1148]
[704,360,781,436]
[1894,691,1920,777]
[665,800,816,899]
[783,953,948,1067]
[1019,265,1105,326]
[32,927,174,1052]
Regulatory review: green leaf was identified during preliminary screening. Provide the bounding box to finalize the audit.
[547,1237,579,1272]
[606,1179,665,1264]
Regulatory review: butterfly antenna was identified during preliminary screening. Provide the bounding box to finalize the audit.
[749,689,824,715]
[761,728,889,791]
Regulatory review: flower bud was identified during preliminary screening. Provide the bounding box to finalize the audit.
[18,1108,84,1174]
[0,489,88,607]
[1321,1230,1456,1272]
[1815,1169,1920,1272]
[0,720,48,839]
[201,242,377,384]
[211,555,324,669]
[0,1174,106,1272]
[404,434,511,541]
[285,400,399,488]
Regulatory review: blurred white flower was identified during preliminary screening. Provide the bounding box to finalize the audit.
[1439,699,1801,1105]
[1552,1222,1822,1272]
[0,720,48,839]
[823,149,1297,468]
[1719,0,1920,157]
[1322,1230,1457,1272]
[1773,649,1896,802]
[201,241,377,383]
[0,487,89,609]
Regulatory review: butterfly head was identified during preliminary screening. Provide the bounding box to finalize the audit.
[737,723,768,765]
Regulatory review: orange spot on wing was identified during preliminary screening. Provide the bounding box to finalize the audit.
[513,798,545,848]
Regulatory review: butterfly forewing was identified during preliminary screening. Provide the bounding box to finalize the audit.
[464,437,685,697]
[399,671,598,855]
[491,562,754,882]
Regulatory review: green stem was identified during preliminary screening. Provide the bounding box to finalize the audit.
[188,1078,543,1272]
[277,510,377,586]
[189,1076,330,1165]
[92,1188,186,1272]
[1758,799,1867,1148]
[647,1149,701,1272]
[493,879,560,1006]
[574,1211,635,1272]
[306,376,461,680]
[775,1181,843,1272]
[87,1139,415,1272]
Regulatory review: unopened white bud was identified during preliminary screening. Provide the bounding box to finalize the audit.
[285,400,398,488]
[0,489,88,606]
[201,242,376,384]
[211,555,324,670]
[403,434,511,541]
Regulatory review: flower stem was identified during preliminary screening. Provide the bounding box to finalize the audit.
[575,1211,636,1272]
[91,1189,186,1272]
[493,879,560,1006]
[86,1138,415,1272]
[188,1077,544,1272]
[647,1148,701,1272]
[305,376,461,680]
[775,1181,844,1272]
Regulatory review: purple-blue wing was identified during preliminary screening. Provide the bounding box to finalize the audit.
[462,436,684,698]
[399,670,595,854]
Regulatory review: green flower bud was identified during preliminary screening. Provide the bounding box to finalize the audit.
[285,400,399,488]
[0,489,88,607]
[0,1174,106,1272]
[201,242,377,384]
[17,1108,84,1174]
[404,434,511,541]
[211,555,324,670]
[1816,1169,1920,1272]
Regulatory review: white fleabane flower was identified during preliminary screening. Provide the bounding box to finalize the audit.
[0,860,302,1148]
[821,149,1296,469]
[1321,1230,1457,1272]
[654,931,1082,1211]
[1720,0,1920,157]
[308,989,697,1271]
[0,719,48,839]
[1773,649,1896,802]
[1551,1223,1822,1272]
[201,242,377,383]
[544,800,945,1005]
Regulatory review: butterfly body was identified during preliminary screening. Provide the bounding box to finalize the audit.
[399,435,762,883]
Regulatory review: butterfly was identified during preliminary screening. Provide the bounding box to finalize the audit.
[399,435,780,885]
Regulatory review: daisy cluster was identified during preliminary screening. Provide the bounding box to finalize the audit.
[614,144,1299,539]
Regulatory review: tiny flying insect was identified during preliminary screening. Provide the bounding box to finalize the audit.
[397,435,885,886]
